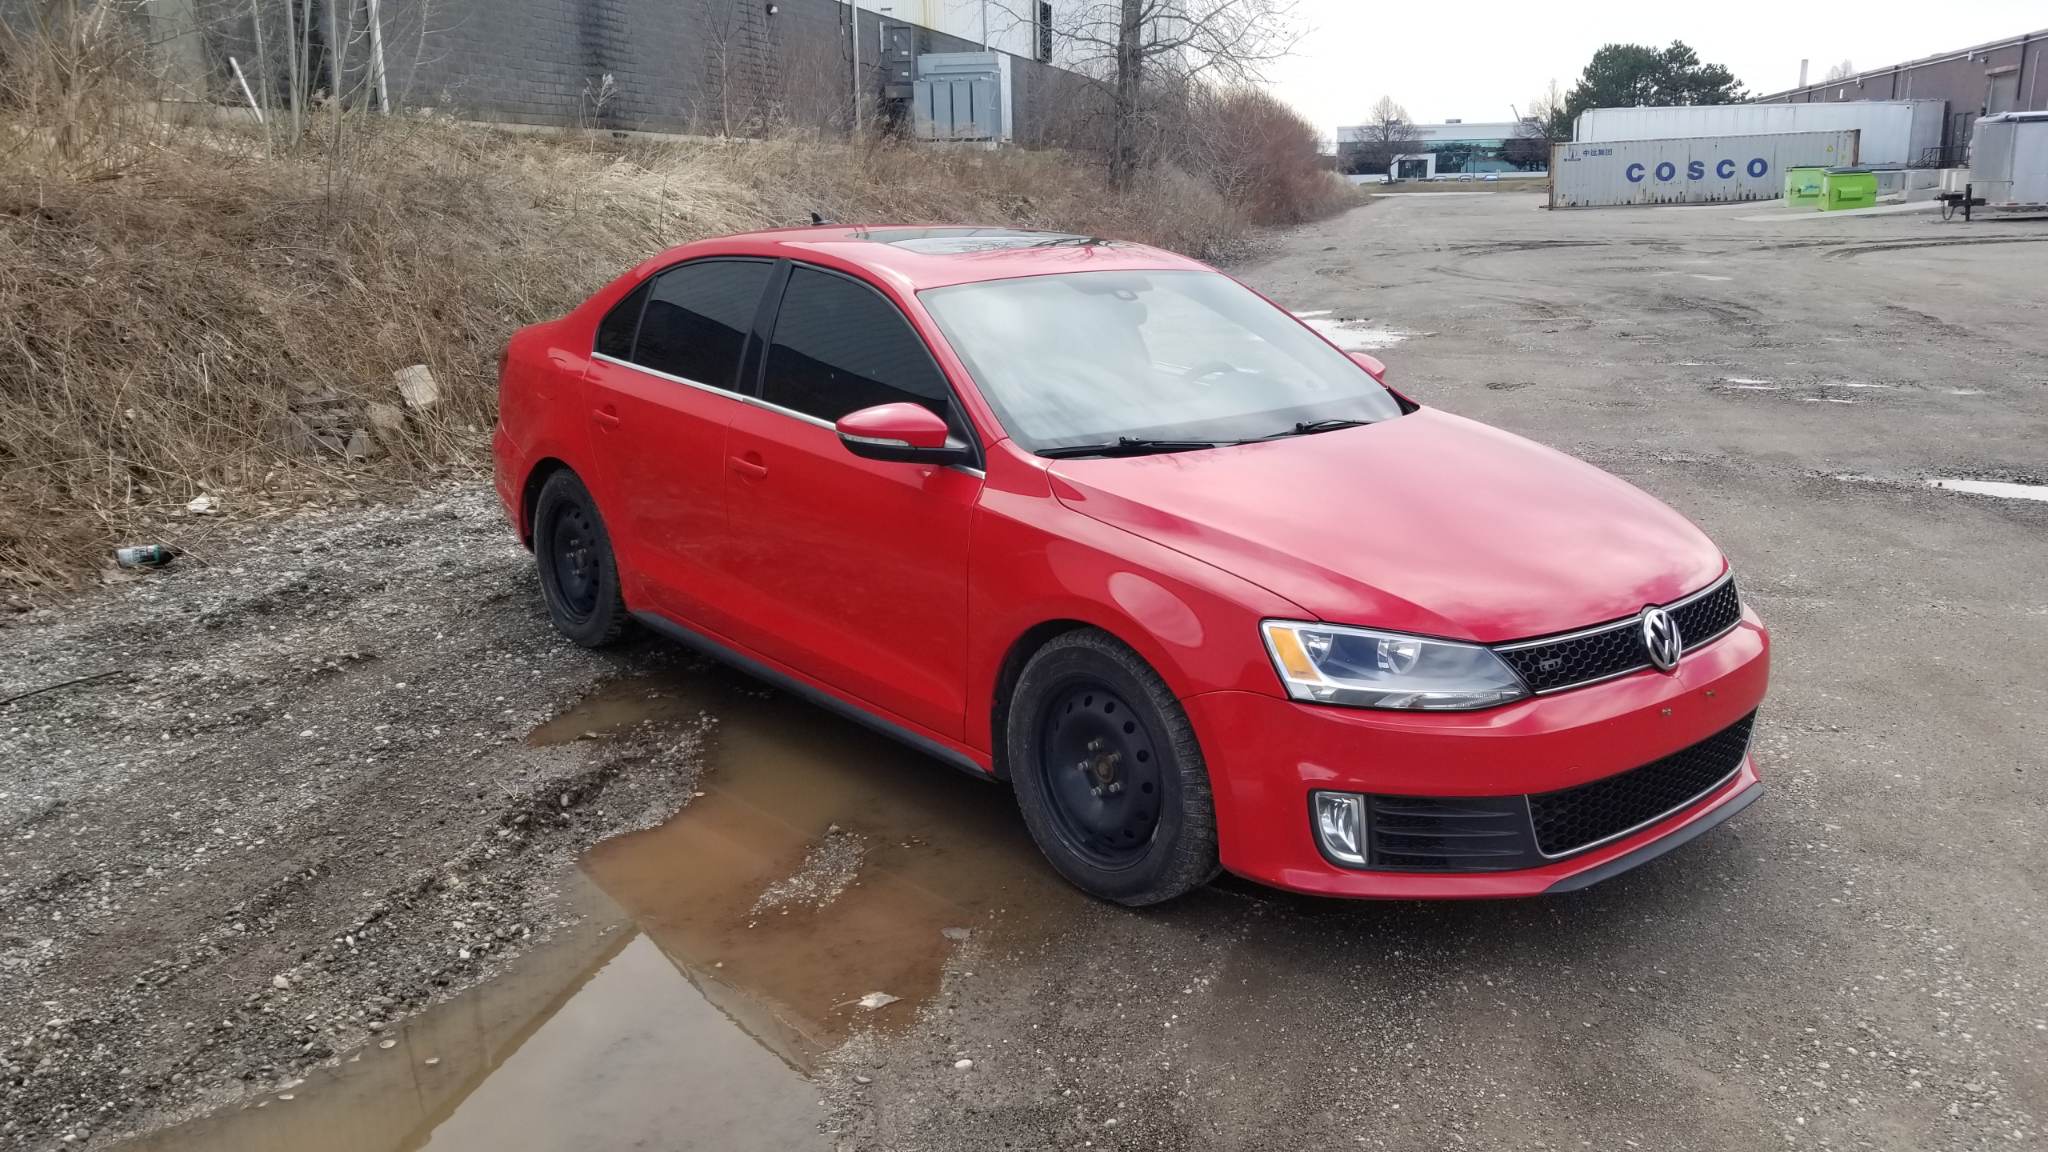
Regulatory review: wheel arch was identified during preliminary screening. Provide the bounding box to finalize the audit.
[518,457,574,547]
[990,619,1097,780]
[987,609,1210,781]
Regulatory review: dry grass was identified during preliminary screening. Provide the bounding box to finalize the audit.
[0,113,1354,597]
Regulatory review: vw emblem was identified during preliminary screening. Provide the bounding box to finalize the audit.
[1641,607,1683,673]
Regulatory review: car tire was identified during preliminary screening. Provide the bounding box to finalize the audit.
[1007,629,1220,906]
[532,469,629,648]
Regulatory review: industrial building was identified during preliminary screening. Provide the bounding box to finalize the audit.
[1755,27,2045,164]
[845,0,1056,64]
[1334,120,1549,179]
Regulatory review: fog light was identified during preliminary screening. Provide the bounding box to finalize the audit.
[1313,791,1367,867]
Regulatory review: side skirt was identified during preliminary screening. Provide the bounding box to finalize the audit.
[631,611,993,782]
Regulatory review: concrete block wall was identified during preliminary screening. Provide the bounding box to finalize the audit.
[108,0,1102,140]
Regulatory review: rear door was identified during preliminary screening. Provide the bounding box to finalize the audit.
[719,264,982,739]
[585,258,776,629]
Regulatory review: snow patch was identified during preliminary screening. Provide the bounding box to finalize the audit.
[1928,478,2048,503]
[1297,314,1411,351]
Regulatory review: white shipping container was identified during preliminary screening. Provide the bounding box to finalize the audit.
[1966,112,2048,209]
[1548,131,1862,209]
[1575,101,1941,167]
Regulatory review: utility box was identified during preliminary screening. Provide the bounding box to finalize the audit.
[1819,167,1878,211]
[914,52,1005,142]
[1783,166,1826,208]
[881,23,918,103]
[1967,111,2048,211]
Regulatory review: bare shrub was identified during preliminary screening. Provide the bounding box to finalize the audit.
[1180,86,1347,227]
[0,0,155,171]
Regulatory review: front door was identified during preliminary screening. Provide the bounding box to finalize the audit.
[1988,70,2019,115]
[584,258,775,629]
[720,264,981,740]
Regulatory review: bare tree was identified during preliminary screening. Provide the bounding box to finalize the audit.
[1527,77,1567,139]
[700,0,767,135]
[1823,59,1855,83]
[1505,79,1566,170]
[1013,0,1302,189]
[1346,94,1418,177]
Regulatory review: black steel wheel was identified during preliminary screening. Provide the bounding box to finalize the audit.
[549,501,602,619]
[1037,680,1166,868]
[532,469,628,648]
[1007,629,1220,905]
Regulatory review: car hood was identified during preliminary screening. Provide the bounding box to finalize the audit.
[1046,409,1726,643]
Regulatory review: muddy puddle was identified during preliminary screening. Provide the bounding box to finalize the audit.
[122,662,1075,1151]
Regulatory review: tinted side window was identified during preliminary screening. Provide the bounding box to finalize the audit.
[633,260,774,390]
[762,267,956,428]
[595,280,650,359]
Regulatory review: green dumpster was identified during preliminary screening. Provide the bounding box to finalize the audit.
[1819,167,1878,212]
[1783,166,1827,208]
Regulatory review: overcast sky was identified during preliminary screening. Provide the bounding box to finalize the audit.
[1268,0,2044,137]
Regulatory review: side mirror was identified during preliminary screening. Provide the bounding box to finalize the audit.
[836,403,972,465]
[1347,351,1388,383]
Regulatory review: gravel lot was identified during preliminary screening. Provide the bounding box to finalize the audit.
[6,194,2047,1151]
[0,492,712,1147]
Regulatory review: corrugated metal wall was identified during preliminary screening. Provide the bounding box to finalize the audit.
[1548,131,1862,209]
[1575,103,1934,167]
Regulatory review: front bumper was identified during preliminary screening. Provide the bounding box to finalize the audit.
[1184,610,1770,898]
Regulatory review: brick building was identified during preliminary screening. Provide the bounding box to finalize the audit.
[1754,28,2045,162]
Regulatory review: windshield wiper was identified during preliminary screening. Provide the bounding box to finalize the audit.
[1245,418,1374,442]
[1037,437,1221,459]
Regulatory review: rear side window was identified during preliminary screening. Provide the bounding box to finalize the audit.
[595,280,651,359]
[632,260,774,390]
[762,266,957,429]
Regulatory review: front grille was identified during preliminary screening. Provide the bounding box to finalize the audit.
[1495,621,1649,694]
[1494,574,1742,695]
[1527,712,1756,857]
[1669,576,1742,647]
[1364,794,1538,871]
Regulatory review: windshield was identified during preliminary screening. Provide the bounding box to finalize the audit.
[918,270,1403,453]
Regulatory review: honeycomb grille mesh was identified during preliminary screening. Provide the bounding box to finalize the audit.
[1528,712,1756,856]
[1670,576,1742,648]
[1496,623,1650,694]
[1494,576,1741,694]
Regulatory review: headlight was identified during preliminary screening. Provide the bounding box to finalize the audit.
[1261,620,1529,711]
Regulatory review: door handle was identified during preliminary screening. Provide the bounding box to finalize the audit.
[591,407,622,429]
[729,455,769,480]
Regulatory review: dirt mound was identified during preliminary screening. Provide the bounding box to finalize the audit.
[0,116,1332,596]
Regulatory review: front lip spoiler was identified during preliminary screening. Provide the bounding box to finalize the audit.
[1543,780,1763,894]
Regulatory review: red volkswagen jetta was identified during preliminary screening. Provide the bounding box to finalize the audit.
[493,226,1769,905]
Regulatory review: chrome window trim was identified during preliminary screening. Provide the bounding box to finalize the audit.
[1526,718,1754,861]
[589,351,985,477]
[593,350,748,402]
[747,393,837,431]
[592,351,834,430]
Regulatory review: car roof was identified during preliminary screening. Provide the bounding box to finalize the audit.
[646,226,1213,292]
